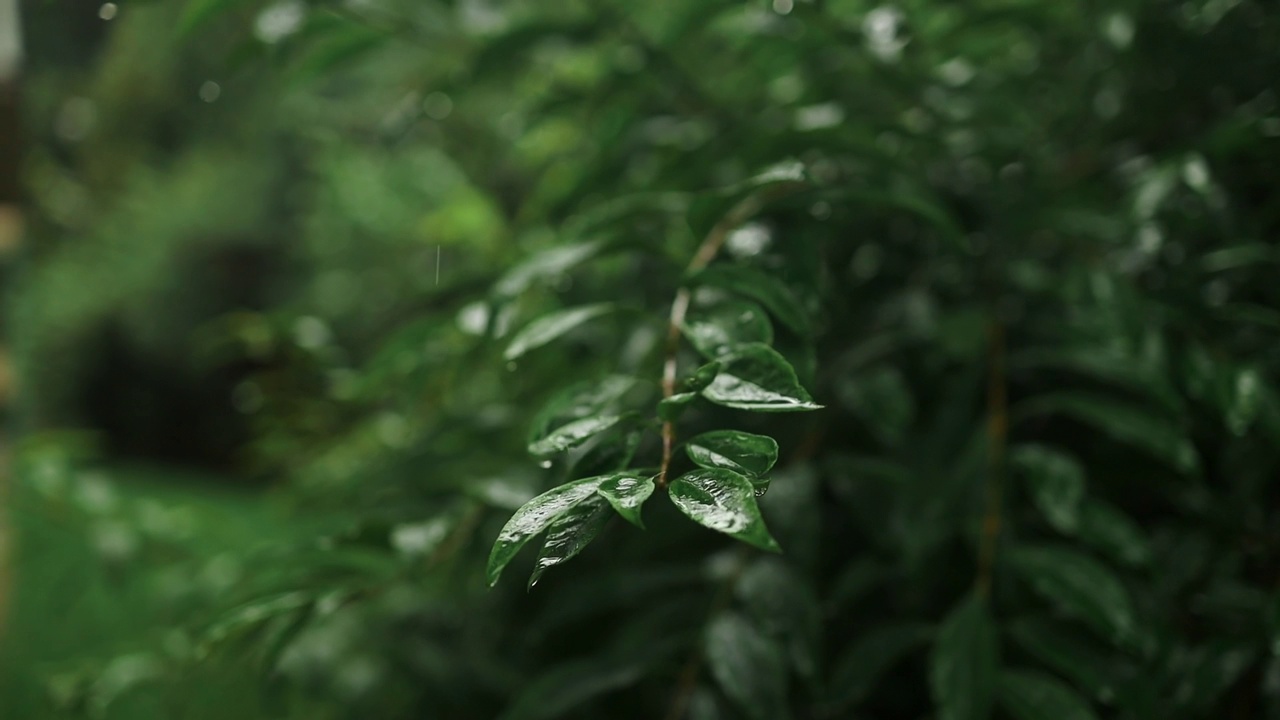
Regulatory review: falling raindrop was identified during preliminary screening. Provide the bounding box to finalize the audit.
[198,81,221,103]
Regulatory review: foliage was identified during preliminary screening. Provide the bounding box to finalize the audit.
[9,0,1280,719]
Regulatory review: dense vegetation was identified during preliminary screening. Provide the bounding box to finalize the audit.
[6,0,1280,718]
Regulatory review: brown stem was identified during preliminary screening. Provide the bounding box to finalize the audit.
[655,180,807,488]
[975,320,1007,598]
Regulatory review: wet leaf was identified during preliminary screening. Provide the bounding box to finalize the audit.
[505,304,616,360]
[669,468,780,551]
[999,669,1100,720]
[528,414,628,457]
[930,593,999,720]
[705,612,788,720]
[683,361,723,393]
[1011,445,1086,534]
[682,300,775,358]
[529,497,611,588]
[596,473,655,528]
[692,265,811,336]
[686,430,779,477]
[487,476,607,586]
[658,393,698,421]
[700,343,822,412]
[1008,546,1135,643]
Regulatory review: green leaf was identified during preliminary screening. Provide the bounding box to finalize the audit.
[1007,618,1119,703]
[682,300,775,358]
[705,612,788,720]
[999,669,1100,720]
[686,430,779,477]
[529,376,641,444]
[826,623,933,708]
[529,497,611,588]
[1076,500,1150,567]
[1010,445,1086,534]
[1013,394,1198,473]
[735,558,822,678]
[658,393,698,421]
[495,240,603,297]
[497,656,647,720]
[595,473,655,528]
[700,343,822,412]
[505,304,616,360]
[487,476,607,586]
[683,361,723,393]
[692,265,812,336]
[930,593,999,720]
[1008,546,1135,643]
[528,414,628,457]
[178,0,255,36]
[835,366,915,444]
[669,468,780,551]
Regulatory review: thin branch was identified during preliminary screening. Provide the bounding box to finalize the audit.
[975,320,1007,598]
[655,181,808,488]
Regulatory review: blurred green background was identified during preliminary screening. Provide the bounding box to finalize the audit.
[1,0,1279,718]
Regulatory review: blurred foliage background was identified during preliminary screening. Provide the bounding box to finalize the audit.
[2,0,1280,718]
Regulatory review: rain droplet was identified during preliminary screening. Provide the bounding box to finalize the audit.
[198,81,222,103]
[98,3,118,20]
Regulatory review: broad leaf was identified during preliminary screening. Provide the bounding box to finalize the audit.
[528,414,628,457]
[505,304,615,360]
[487,476,607,586]
[529,497,611,587]
[692,265,811,336]
[495,240,603,297]
[1011,445,1086,534]
[705,612,788,720]
[999,669,1100,720]
[683,361,722,393]
[669,468,780,551]
[930,593,999,720]
[658,393,698,421]
[700,343,822,412]
[686,430,779,477]
[529,376,640,444]
[497,656,647,720]
[1014,394,1198,473]
[1008,546,1135,643]
[682,300,775,358]
[596,473,655,528]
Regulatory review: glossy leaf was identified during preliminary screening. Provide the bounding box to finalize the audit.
[529,376,640,444]
[495,241,603,297]
[930,593,999,720]
[528,414,628,457]
[529,497,611,588]
[1008,546,1135,643]
[658,392,698,421]
[682,300,775,358]
[1011,445,1086,534]
[487,476,607,586]
[669,468,780,551]
[700,343,822,412]
[999,669,1100,720]
[705,612,788,720]
[595,473,655,528]
[692,265,812,336]
[686,430,779,477]
[683,361,722,393]
[505,304,615,360]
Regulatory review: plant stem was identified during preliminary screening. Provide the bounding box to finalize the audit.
[975,320,1007,597]
[655,181,807,488]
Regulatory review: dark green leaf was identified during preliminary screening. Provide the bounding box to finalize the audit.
[529,497,611,588]
[686,430,779,477]
[596,472,655,528]
[700,343,822,412]
[826,623,933,708]
[1076,500,1150,567]
[1013,394,1198,473]
[505,304,615,360]
[835,366,915,444]
[930,593,999,720]
[1008,546,1135,643]
[705,612,788,720]
[528,414,628,457]
[1008,618,1120,704]
[682,300,775,358]
[487,476,607,586]
[999,669,1100,720]
[1011,445,1086,534]
[497,656,647,720]
[683,361,723,393]
[658,393,698,421]
[735,558,821,678]
[692,265,811,336]
[529,376,641,444]
[669,468,780,551]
